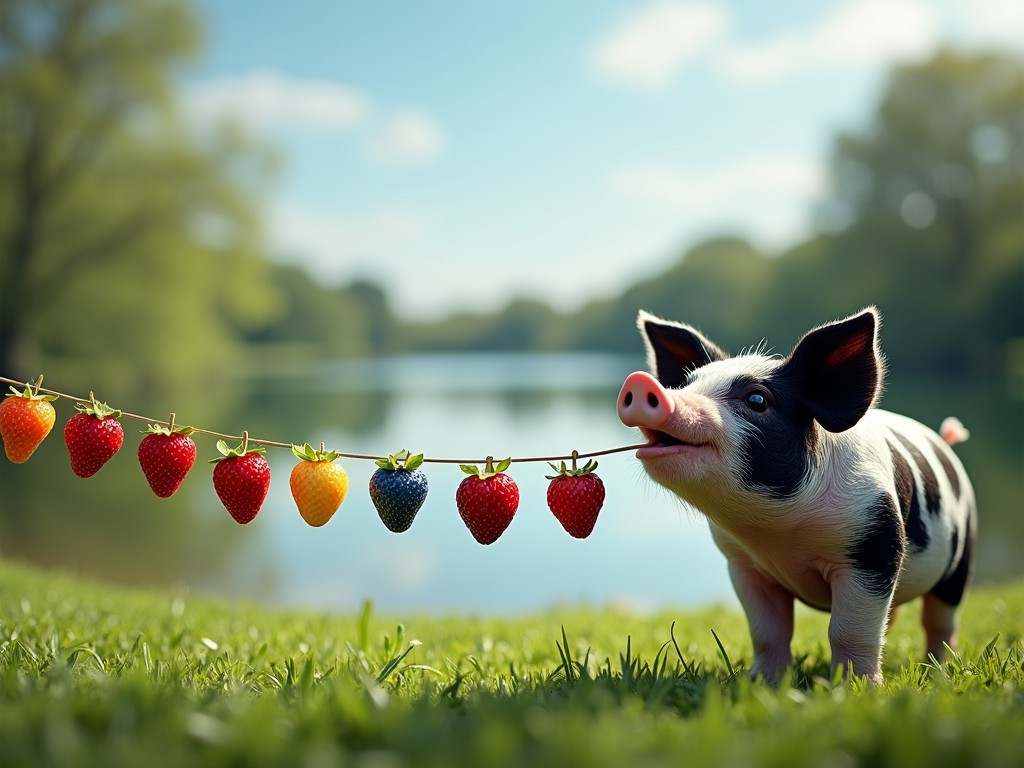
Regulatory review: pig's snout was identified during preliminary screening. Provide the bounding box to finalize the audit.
[617,371,675,429]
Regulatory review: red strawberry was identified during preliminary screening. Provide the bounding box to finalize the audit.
[456,457,519,545]
[138,415,197,497]
[210,435,270,524]
[64,394,123,478]
[546,458,606,539]
[0,378,58,463]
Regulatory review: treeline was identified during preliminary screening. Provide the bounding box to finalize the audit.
[256,49,1023,378]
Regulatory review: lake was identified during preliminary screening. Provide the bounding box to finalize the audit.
[1,352,1020,615]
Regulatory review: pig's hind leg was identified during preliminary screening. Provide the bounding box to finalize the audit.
[921,514,976,660]
[920,593,959,661]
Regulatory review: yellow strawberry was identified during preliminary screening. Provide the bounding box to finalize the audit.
[289,443,349,527]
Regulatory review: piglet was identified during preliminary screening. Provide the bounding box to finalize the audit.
[617,307,976,683]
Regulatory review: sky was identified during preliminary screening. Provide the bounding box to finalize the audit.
[181,0,1024,319]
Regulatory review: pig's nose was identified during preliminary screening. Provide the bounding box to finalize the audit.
[617,371,675,428]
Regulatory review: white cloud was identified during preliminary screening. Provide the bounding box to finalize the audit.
[613,156,825,209]
[184,69,370,133]
[184,70,445,168]
[610,155,826,248]
[718,0,941,85]
[368,110,444,165]
[944,0,1024,48]
[591,0,729,90]
[268,203,432,284]
[592,0,1021,90]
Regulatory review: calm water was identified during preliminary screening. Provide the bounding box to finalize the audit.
[1,352,1020,614]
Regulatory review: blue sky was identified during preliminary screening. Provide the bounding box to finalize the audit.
[181,0,1023,318]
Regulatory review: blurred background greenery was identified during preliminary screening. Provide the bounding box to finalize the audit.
[0,0,1020,609]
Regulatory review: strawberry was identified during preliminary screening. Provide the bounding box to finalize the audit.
[369,449,428,533]
[138,415,197,497]
[456,457,519,545]
[210,435,271,524]
[546,458,606,539]
[289,442,349,527]
[64,393,123,478]
[0,378,58,464]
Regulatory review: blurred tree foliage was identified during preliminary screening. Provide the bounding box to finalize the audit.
[242,267,396,362]
[0,0,281,393]
[404,50,1023,377]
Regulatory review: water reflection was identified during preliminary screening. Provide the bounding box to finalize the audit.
[1,353,1020,613]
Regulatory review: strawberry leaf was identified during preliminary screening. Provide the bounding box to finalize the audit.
[546,458,600,478]
[6,383,58,402]
[375,449,425,471]
[462,457,512,480]
[210,437,266,463]
[291,442,341,462]
[75,394,121,420]
[142,422,195,437]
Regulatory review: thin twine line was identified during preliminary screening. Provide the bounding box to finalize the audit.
[1,374,647,466]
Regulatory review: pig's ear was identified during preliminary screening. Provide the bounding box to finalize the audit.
[638,310,728,388]
[783,307,885,433]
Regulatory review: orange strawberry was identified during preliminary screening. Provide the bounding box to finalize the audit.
[289,442,349,527]
[0,378,58,463]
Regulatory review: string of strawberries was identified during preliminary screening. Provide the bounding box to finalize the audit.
[1,375,640,544]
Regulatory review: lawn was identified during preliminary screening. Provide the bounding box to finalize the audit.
[1,558,1022,767]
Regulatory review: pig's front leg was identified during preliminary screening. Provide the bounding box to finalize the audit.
[726,558,795,682]
[827,571,895,684]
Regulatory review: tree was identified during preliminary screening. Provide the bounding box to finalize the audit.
[0,0,280,388]
[817,49,1024,372]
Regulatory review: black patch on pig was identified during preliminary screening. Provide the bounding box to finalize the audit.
[930,513,974,607]
[848,496,905,598]
[889,441,930,553]
[893,432,941,516]
[926,434,962,498]
[728,374,814,499]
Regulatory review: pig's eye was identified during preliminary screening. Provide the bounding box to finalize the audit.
[744,391,769,413]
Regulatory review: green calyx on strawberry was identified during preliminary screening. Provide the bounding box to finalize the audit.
[290,442,342,462]
[210,432,271,525]
[459,455,512,480]
[370,449,429,533]
[6,375,58,403]
[74,392,122,420]
[64,391,124,478]
[138,414,197,498]
[456,456,519,545]
[546,456,606,539]
[375,448,425,472]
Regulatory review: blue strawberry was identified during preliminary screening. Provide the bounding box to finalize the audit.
[369,449,429,533]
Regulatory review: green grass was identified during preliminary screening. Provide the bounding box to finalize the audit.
[1,559,1022,767]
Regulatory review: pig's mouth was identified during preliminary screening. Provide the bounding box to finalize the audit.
[636,428,710,458]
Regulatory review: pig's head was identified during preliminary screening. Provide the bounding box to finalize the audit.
[617,308,884,516]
